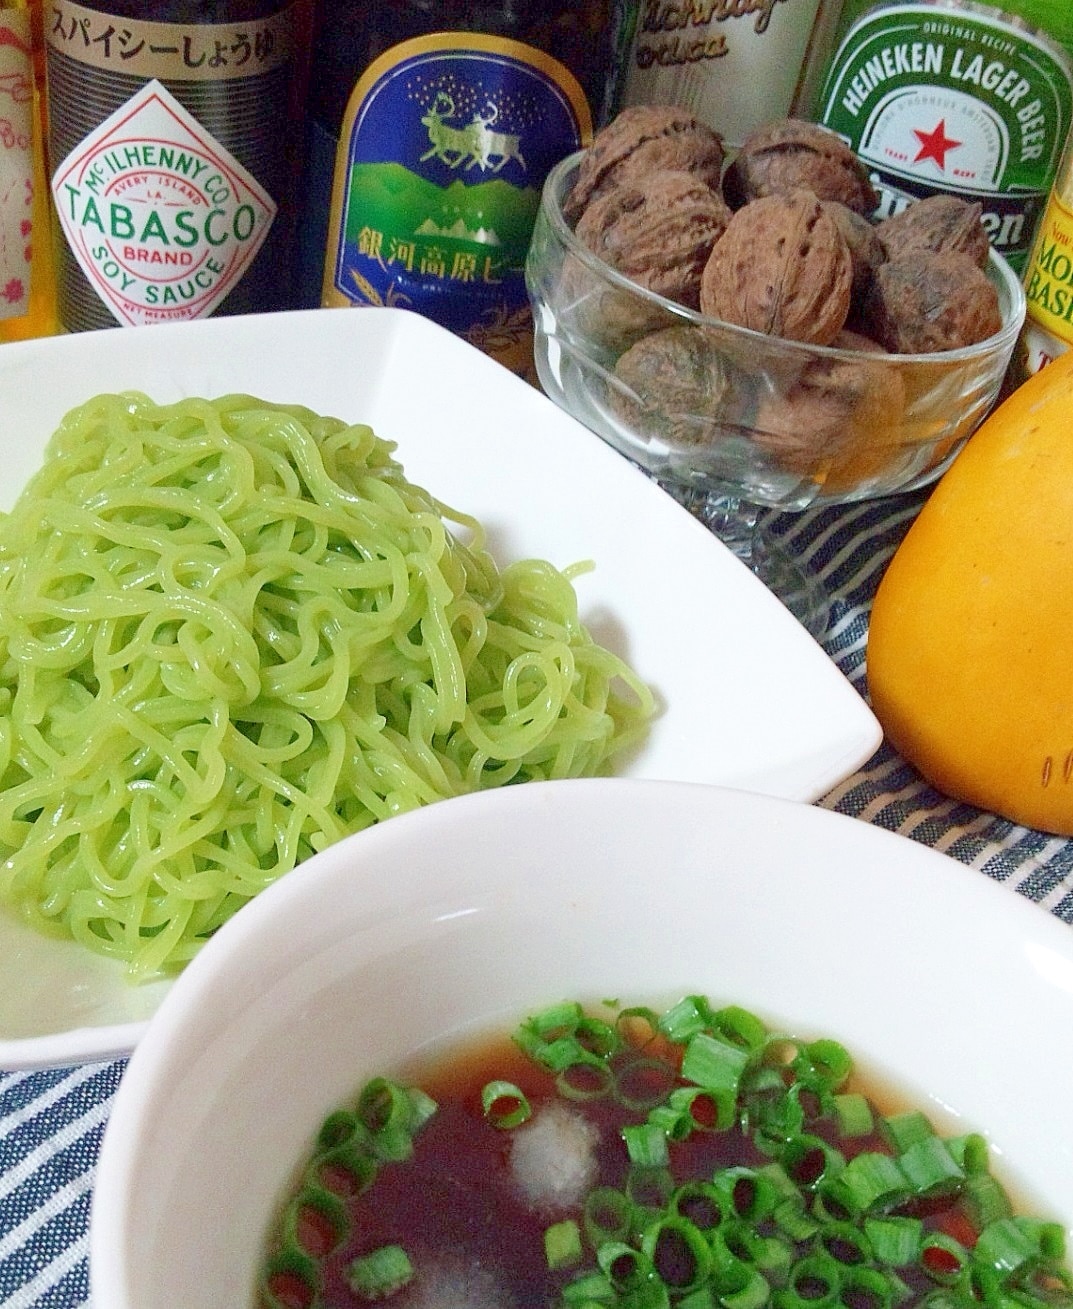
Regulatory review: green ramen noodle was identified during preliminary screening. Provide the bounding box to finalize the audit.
[0,394,654,977]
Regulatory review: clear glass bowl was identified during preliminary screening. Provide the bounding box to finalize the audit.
[525,152,1027,515]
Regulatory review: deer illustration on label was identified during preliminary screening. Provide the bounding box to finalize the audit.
[321,32,592,375]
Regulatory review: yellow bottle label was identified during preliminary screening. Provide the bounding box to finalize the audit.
[1023,183,1073,372]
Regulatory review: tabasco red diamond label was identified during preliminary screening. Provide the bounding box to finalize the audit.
[51,79,276,326]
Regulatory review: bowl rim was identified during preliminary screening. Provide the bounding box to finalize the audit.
[535,150,1028,367]
[89,777,1073,1309]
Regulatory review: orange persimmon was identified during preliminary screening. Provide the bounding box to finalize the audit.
[867,350,1073,835]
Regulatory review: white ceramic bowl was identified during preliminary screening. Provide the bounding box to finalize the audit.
[90,778,1073,1309]
[0,307,880,1071]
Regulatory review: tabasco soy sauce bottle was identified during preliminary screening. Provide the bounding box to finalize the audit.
[44,0,313,331]
[300,0,611,376]
[804,0,1073,275]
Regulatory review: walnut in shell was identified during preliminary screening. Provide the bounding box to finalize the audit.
[876,195,991,268]
[863,250,1002,353]
[564,105,725,223]
[754,329,907,480]
[610,324,728,446]
[723,119,878,216]
[575,171,732,310]
[821,201,886,302]
[699,190,853,346]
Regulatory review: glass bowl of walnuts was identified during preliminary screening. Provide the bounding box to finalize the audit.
[525,111,1026,523]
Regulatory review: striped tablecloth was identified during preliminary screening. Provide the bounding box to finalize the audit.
[2,489,1071,1308]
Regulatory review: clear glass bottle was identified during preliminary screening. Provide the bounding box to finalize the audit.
[44,0,313,331]
[803,0,1073,274]
[299,1,612,376]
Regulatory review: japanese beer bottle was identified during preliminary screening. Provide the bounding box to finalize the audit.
[802,0,1073,274]
[0,0,57,341]
[44,0,313,331]
[299,0,612,376]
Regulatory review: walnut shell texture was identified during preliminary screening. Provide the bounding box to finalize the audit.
[564,105,725,223]
[864,250,1002,353]
[877,194,991,268]
[699,190,853,345]
[723,118,878,216]
[575,172,732,310]
[754,330,907,480]
[611,324,727,445]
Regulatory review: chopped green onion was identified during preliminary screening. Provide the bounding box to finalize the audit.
[615,1006,661,1047]
[561,1270,617,1305]
[647,1102,695,1142]
[961,1173,1013,1230]
[820,1150,908,1218]
[713,1167,779,1223]
[834,1092,875,1138]
[773,1197,821,1243]
[669,1181,727,1233]
[346,1244,414,1299]
[597,1240,657,1293]
[641,1216,714,1293]
[898,1136,965,1198]
[615,1057,679,1112]
[793,1039,852,1093]
[681,1030,750,1093]
[545,1219,584,1270]
[314,1109,363,1155]
[840,1264,897,1309]
[260,1248,318,1309]
[612,1057,680,1110]
[513,1003,584,1067]
[720,1219,794,1283]
[312,1140,377,1199]
[947,1133,990,1176]
[710,1250,773,1309]
[282,1183,347,1259]
[574,1016,621,1060]
[623,1121,670,1168]
[356,1078,433,1162]
[659,995,716,1043]
[668,1083,736,1133]
[779,1133,845,1190]
[481,1079,531,1129]
[677,1288,718,1309]
[626,1165,676,1218]
[584,1186,635,1248]
[920,1233,969,1285]
[864,1216,924,1268]
[975,1217,1066,1278]
[820,1220,873,1267]
[881,1111,934,1154]
[779,1252,844,1309]
[712,1006,769,1054]
[751,1083,809,1150]
[558,1059,615,1102]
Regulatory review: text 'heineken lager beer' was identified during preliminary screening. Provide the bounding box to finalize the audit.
[806,0,1073,275]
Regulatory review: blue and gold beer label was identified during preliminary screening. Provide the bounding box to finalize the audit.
[322,33,592,374]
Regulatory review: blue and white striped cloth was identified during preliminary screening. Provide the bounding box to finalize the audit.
[2,490,1071,1307]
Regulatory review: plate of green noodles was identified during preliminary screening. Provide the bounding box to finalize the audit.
[0,307,880,1069]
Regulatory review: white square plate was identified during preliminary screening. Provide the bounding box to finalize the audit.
[0,307,880,1068]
